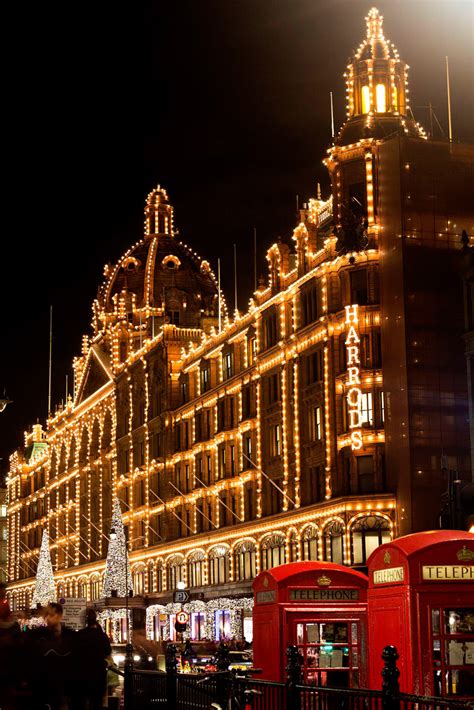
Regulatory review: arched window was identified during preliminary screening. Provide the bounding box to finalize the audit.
[288,530,298,562]
[376,84,386,112]
[167,555,184,590]
[324,520,344,564]
[133,566,146,595]
[187,551,205,588]
[233,540,256,581]
[209,546,229,585]
[351,516,391,565]
[77,578,88,599]
[361,85,370,114]
[302,525,319,561]
[90,576,101,600]
[261,533,286,570]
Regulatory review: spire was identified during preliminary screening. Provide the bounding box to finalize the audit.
[366,7,384,41]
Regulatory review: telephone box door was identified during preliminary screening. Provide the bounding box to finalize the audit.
[419,592,474,699]
[287,612,366,688]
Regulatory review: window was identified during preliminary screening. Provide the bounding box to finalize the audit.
[187,551,205,588]
[270,424,281,457]
[209,546,229,585]
[230,444,235,474]
[233,540,257,581]
[167,310,180,325]
[219,493,228,526]
[351,516,391,565]
[242,383,254,419]
[357,455,375,493]
[267,374,279,404]
[200,365,211,392]
[324,521,344,564]
[217,399,225,432]
[359,393,373,426]
[218,445,226,479]
[191,612,207,641]
[223,350,234,380]
[261,533,286,570]
[180,377,189,404]
[302,465,325,505]
[247,336,257,365]
[195,411,203,443]
[242,433,253,469]
[376,84,386,112]
[350,269,368,305]
[361,85,370,113]
[302,525,319,561]
[307,350,323,384]
[301,285,319,327]
[263,309,278,349]
[380,391,385,423]
[167,556,185,590]
[309,406,323,441]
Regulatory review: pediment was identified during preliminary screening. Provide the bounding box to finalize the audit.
[75,346,113,405]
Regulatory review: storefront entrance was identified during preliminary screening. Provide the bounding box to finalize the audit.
[292,616,361,688]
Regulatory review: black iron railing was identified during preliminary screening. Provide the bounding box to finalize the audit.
[123,642,474,710]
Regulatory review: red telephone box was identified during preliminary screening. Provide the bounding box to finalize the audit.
[252,561,369,687]
[367,530,474,700]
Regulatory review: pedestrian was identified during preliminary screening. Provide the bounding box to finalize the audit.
[0,583,23,710]
[74,608,111,710]
[25,601,76,710]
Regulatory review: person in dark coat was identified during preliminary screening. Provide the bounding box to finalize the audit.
[74,608,111,710]
[26,601,76,710]
[0,584,23,710]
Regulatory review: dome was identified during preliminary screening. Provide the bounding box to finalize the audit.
[94,187,223,334]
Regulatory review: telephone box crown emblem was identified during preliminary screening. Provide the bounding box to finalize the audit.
[317,575,331,586]
[262,576,269,587]
[456,546,474,562]
[384,551,391,564]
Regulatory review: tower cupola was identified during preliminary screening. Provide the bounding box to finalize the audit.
[144,185,174,239]
[336,7,425,145]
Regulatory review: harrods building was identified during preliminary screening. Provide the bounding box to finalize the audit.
[6,9,473,642]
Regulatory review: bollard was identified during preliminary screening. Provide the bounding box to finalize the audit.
[381,645,400,710]
[123,642,134,709]
[165,643,178,710]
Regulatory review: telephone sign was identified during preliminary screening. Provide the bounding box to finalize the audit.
[176,610,189,625]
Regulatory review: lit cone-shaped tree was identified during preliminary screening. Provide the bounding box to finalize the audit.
[32,529,56,608]
[102,498,133,598]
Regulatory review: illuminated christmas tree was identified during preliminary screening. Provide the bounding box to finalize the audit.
[102,498,133,598]
[32,529,56,608]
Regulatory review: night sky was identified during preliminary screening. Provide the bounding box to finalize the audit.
[1,0,472,474]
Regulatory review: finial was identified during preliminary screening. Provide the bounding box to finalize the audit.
[317,183,322,200]
[366,7,383,40]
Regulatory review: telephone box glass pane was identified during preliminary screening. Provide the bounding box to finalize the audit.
[432,608,440,635]
[444,608,474,635]
[296,623,304,644]
[445,670,474,696]
[307,624,319,643]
